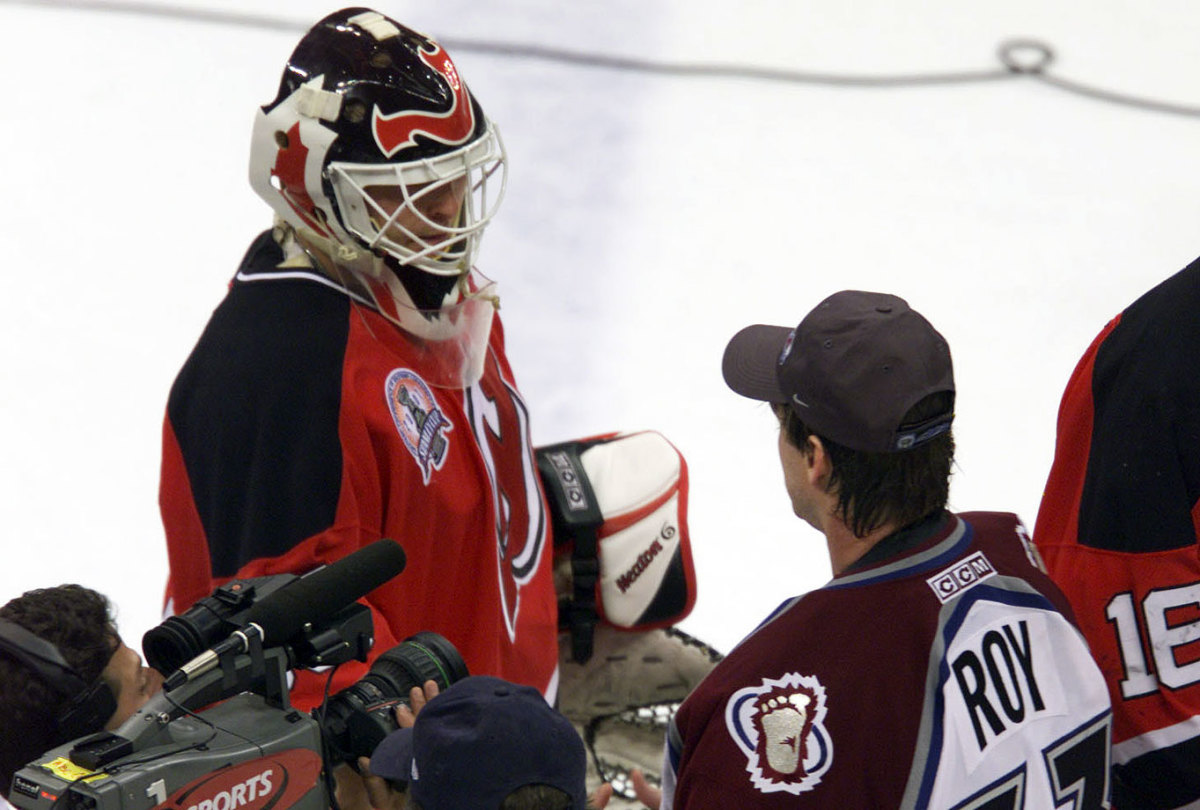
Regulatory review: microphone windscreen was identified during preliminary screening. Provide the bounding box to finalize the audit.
[246,539,406,643]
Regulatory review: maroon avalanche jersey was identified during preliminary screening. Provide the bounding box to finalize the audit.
[159,232,558,711]
[1034,255,1200,808]
[665,512,1111,809]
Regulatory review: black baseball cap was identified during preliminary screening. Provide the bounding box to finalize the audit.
[721,290,954,453]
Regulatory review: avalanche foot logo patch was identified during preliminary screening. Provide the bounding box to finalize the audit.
[386,368,452,484]
[725,672,833,795]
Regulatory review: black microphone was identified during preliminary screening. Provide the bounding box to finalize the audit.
[164,539,407,690]
[244,539,406,642]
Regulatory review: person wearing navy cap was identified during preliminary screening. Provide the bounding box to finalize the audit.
[369,675,594,810]
[657,291,1114,809]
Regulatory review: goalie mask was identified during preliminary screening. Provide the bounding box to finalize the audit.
[248,8,507,387]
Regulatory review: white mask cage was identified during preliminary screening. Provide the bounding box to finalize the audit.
[328,125,507,277]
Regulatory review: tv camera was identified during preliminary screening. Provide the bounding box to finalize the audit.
[9,539,467,810]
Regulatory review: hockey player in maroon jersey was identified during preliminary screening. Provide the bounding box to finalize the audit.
[1034,256,1200,809]
[158,9,557,714]
[660,291,1112,808]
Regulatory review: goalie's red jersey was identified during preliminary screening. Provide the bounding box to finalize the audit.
[1034,255,1200,809]
[159,231,558,710]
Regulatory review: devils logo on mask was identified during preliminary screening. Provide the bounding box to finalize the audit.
[372,43,477,158]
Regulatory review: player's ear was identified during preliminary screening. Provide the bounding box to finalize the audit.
[806,435,833,488]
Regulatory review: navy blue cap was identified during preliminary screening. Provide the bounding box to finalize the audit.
[369,726,414,783]
[370,675,586,810]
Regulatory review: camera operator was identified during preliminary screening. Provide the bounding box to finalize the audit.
[0,585,163,799]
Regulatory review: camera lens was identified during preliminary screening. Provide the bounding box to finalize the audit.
[363,631,469,697]
[315,631,468,764]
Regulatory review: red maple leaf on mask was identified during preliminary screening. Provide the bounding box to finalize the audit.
[272,122,333,237]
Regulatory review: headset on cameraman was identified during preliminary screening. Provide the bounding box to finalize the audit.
[0,618,117,747]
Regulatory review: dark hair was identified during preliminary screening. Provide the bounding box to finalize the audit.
[409,784,578,810]
[0,585,118,798]
[501,784,575,810]
[776,391,955,537]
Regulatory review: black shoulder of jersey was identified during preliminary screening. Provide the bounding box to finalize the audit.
[1079,255,1200,552]
[235,228,283,275]
[167,230,352,576]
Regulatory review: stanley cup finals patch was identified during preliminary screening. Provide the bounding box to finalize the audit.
[385,368,452,484]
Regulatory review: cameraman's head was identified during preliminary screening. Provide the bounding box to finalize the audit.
[0,584,163,798]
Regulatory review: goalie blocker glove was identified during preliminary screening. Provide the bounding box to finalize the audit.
[536,430,697,663]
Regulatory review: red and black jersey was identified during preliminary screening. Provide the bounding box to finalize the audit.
[664,511,1111,809]
[159,231,558,711]
[1034,255,1200,809]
